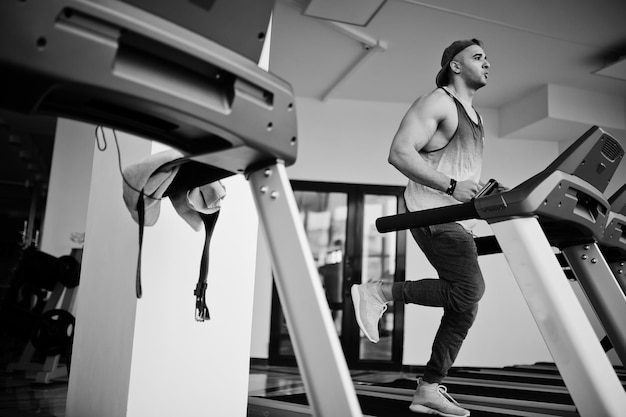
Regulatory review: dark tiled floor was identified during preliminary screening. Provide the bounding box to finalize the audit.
[0,371,67,417]
[248,362,412,398]
[7,351,620,417]
[0,360,410,417]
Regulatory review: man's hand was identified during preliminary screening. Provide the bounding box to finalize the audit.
[495,183,510,193]
[452,180,481,202]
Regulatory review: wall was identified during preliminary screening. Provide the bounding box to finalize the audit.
[251,97,563,368]
[285,98,408,185]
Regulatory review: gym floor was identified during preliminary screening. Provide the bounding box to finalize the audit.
[0,361,413,417]
[5,358,626,416]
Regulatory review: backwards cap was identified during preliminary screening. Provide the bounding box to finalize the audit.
[435,38,483,87]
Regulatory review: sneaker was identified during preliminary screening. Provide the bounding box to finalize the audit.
[409,379,470,417]
[351,282,387,343]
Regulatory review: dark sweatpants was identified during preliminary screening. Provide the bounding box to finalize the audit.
[392,222,485,383]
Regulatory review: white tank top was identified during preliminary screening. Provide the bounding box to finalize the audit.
[404,88,484,230]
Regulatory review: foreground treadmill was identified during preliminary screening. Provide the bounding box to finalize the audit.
[0,1,361,416]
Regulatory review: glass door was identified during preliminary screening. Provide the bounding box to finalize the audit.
[268,181,406,369]
[269,187,348,358]
[358,193,403,362]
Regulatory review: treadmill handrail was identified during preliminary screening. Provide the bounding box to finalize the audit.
[376,201,477,233]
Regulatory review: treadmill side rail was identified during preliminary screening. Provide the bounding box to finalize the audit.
[249,162,363,417]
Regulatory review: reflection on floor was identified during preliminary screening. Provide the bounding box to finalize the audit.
[248,362,414,399]
[0,371,68,417]
[0,363,414,417]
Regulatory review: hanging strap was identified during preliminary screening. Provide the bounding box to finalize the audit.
[194,211,220,321]
[135,188,220,321]
[135,190,145,298]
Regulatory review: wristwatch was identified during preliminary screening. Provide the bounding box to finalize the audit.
[445,178,457,196]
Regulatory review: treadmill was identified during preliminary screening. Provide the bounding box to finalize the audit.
[354,180,626,417]
[353,163,626,417]
[250,127,626,416]
[374,126,626,417]
[0,1,362,416]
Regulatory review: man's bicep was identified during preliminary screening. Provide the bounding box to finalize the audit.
[393,104,439,152]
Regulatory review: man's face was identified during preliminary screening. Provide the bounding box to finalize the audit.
[453,44,490,89]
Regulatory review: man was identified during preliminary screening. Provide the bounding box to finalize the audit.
[351,38,490,417]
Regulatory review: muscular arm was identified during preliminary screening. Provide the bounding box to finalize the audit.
[388,90,480,202]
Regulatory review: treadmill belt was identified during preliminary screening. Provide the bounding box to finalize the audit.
[500,364,626,380]
[448,369,567,386]
[377,379,574,405]
[451,366,626,386]
[259,393,514,417]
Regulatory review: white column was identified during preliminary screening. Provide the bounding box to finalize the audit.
[66,124,150,417]
[67,128,258,417]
